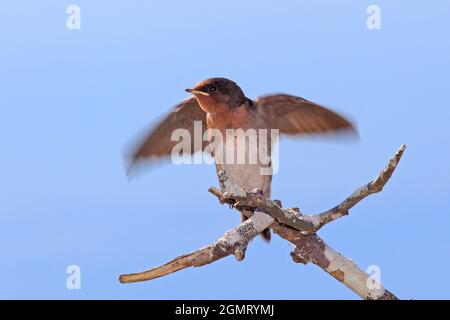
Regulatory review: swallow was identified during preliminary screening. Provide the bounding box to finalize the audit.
[128,77,356,241]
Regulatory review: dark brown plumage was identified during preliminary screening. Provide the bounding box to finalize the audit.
[130,97,207,165]
[254,94,356,135]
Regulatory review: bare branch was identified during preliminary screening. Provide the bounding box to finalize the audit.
[307,144,406,231]
[270,222,398,300]
[119,145,405,300]
[119,211,274,283]
[209,144,406,234]
[207,145,405,299]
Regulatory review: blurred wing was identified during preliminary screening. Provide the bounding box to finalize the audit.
[128,97,207,168]
[254,94,356,135]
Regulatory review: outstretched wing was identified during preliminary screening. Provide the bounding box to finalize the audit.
[253,94,356,135]
[128,97,207,168]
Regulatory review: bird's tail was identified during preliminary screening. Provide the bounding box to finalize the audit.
[240,211,271,242]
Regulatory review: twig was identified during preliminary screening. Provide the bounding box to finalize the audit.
[119,211,273,283]
[309,144,406,231]
[209,145,405,234]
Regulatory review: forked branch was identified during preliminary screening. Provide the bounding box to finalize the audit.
[119,145,405,300]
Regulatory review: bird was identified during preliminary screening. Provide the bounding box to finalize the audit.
[128,77,356,241]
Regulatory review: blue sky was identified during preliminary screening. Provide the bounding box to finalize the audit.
[0,1,449,299]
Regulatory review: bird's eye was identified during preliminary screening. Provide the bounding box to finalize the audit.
[209,85,217,92]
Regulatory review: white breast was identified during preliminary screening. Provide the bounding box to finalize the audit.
[213,131,273,197]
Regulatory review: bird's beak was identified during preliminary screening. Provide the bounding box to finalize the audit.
[185,88,209,96]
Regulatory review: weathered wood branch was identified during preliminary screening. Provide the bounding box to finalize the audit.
[270,223,398,300]
[119,211,274,283]
[309,144,406,231]
[119,145,405,300]
[210,144,405,234]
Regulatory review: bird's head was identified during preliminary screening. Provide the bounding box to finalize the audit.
[185,77,246,113]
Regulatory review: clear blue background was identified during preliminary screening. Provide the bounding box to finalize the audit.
[1,1,449,299]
